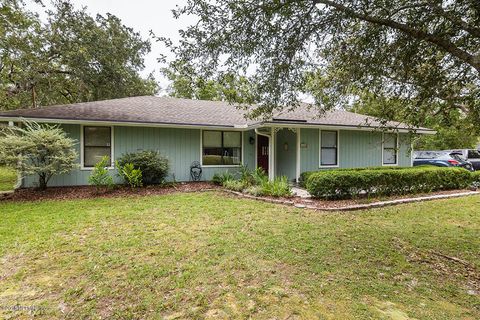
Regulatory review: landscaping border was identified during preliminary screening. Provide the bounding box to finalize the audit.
[2,183,478,211]
[223,189,480,211]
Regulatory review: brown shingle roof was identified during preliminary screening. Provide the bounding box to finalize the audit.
[0,96,432,131]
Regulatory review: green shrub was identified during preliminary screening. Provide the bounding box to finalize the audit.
[298,166,429,187]
[472,171,480,189]
[88,156,114,191]
[244,185,266,197]
[222,167,290,197]
[238,165,256,186]
[252,167,268,185]
[0,121,78,190]
[261,176,292,197]
[237,166,269,187]
[212,171,234,185]
[306,167,472,200]
[116,150,168,185]
[117,162,143,188]
[299,171,315,187]
[223,179,246,192]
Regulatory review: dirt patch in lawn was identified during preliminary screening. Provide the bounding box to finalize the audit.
[3,182,219,202]
[393,237,480,295]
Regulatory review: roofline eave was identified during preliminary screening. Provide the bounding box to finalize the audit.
[250,121,436,135]
[0,116,435,134]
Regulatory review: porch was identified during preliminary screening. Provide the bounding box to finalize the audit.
[255,127,302,182]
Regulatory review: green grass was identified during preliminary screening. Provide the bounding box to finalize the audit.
[1,192,479,319]
[0,167,17,191]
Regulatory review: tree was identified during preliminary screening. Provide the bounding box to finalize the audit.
[162,60,257,103]
[0,121,79,189]
[348,91,479,150]
[161,0,480,128]
[0,0,158,110]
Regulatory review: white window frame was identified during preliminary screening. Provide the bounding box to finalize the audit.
[200,129,243,167]
[319,129,340,168]
[80,125,115,170]
[382,132,399,166]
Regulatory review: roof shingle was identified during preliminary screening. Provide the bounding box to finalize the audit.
[0,96,432,131]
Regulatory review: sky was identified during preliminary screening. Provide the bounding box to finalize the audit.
[28,0,195,92]
[27,0,315,102]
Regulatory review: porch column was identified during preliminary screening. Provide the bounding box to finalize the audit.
[269,127,275,181]
[296,128,301,183]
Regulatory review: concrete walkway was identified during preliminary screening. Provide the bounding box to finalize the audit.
[291,186,311,198]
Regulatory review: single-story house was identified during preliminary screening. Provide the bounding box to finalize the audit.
[0,96,434,188]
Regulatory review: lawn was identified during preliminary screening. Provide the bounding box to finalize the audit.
[0,192,479,319]
[0,167,17,192]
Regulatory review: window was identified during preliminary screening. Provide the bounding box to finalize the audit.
[383,133,398,165]
[202,130,242,166]
[83,126,112,167]
[320,130,338,166]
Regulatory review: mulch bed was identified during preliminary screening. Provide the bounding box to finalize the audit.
[3,182,219,202]
[2,184,478,211]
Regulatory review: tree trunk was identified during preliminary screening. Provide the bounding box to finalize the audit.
[31,84,37,108]
[38,174,47,190]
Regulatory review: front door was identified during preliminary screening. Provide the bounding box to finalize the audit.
[257,135,269,174]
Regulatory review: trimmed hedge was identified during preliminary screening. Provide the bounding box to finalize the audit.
[299,166,434,188]
[305,167,472,200]
[472,171,480,188]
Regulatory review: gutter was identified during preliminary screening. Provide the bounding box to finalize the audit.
[254,128,271,138]
[251,121,436,135]
[0,116,436,135]
[0,116,243,131]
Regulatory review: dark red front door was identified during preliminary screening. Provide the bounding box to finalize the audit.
[257,135,269,174]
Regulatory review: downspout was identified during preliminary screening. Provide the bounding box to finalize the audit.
[254,128,269,138]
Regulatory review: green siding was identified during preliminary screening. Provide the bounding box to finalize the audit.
[21,124,412,188]
[299,129,412,174]
[243,130,256,170]
[22,125,255,187]
[341,131,412,168]
[115,126,200,181]
[275,129,297,181]
[398,133,413,167]
[339,130,383,168]
[300,128,320,173]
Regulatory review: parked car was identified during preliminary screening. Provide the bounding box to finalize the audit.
[413,151,474,171]
[445,149,480,171]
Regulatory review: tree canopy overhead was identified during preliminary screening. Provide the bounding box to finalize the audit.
[0,0,158,110]
[162,0,480,128]
[161,60,257,103]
